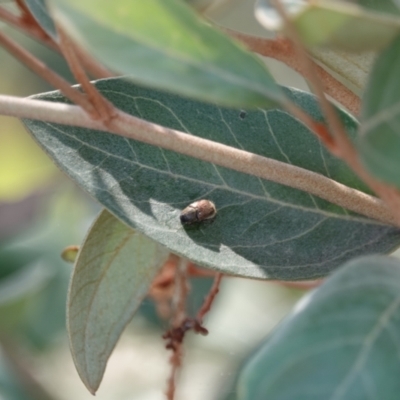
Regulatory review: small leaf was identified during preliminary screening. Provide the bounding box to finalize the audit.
[23,0,57,39]
[256,0,400,51]
[310,48,375,96]
[358,34,400,187]
[67,209,169,394]
[50,0,283,108]
[24,79,400,280]
[237,255,400,400]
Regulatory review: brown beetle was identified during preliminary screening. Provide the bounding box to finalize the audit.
[180,199,217,225]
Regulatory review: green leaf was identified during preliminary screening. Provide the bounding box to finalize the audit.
[24,79,400,280]
[50,0,283,108]
[310,48,375,96]
[237,255,400,400]
[23,0,57,39]
[357,0,400,15]
[67,209,169,394]
[358,34,400,187]
[50,0,284,107]
[256,0,400,51]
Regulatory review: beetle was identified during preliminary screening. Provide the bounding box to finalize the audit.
[180,199,217,225]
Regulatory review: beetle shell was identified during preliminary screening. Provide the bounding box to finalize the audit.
[180,200,216,225]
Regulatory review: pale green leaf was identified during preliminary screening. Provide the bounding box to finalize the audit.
[358,34,400,186]
[50,0,283,108]
[310,48,375,96]
[237,255,400,400]
[67,209,169,394]
[24,79,400,280]
[256,0,400,51]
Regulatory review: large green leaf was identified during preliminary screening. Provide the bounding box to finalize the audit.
[24,78,400,280]
[256,0,400,51]
[50,0,283,108]
[358,34,400,187]
[67,209,169,394]
[237,255,400,400]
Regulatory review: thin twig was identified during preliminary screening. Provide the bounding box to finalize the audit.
[163,265,222,400]
[196,273,223,324]
[0,30,96,113]
[226,30,360,115]
[56,24,116,122]
[164,258,190,400]
[0,94,396,226]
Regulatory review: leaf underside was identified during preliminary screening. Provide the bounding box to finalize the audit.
[24,78,400,280]
[67,209,169,393]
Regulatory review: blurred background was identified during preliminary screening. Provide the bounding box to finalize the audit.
[0,1,369,399]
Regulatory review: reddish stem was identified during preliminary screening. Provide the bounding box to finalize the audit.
[196,273,223,323]
[56,25,116,122]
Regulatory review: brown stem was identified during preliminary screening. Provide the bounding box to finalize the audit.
[56,25,116,121]
[227,30,360,115]
[164,258,190,400]
[15,0,32,17]
[196,273,223,324]
[166,344,182,400]
[0,29,96,113]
